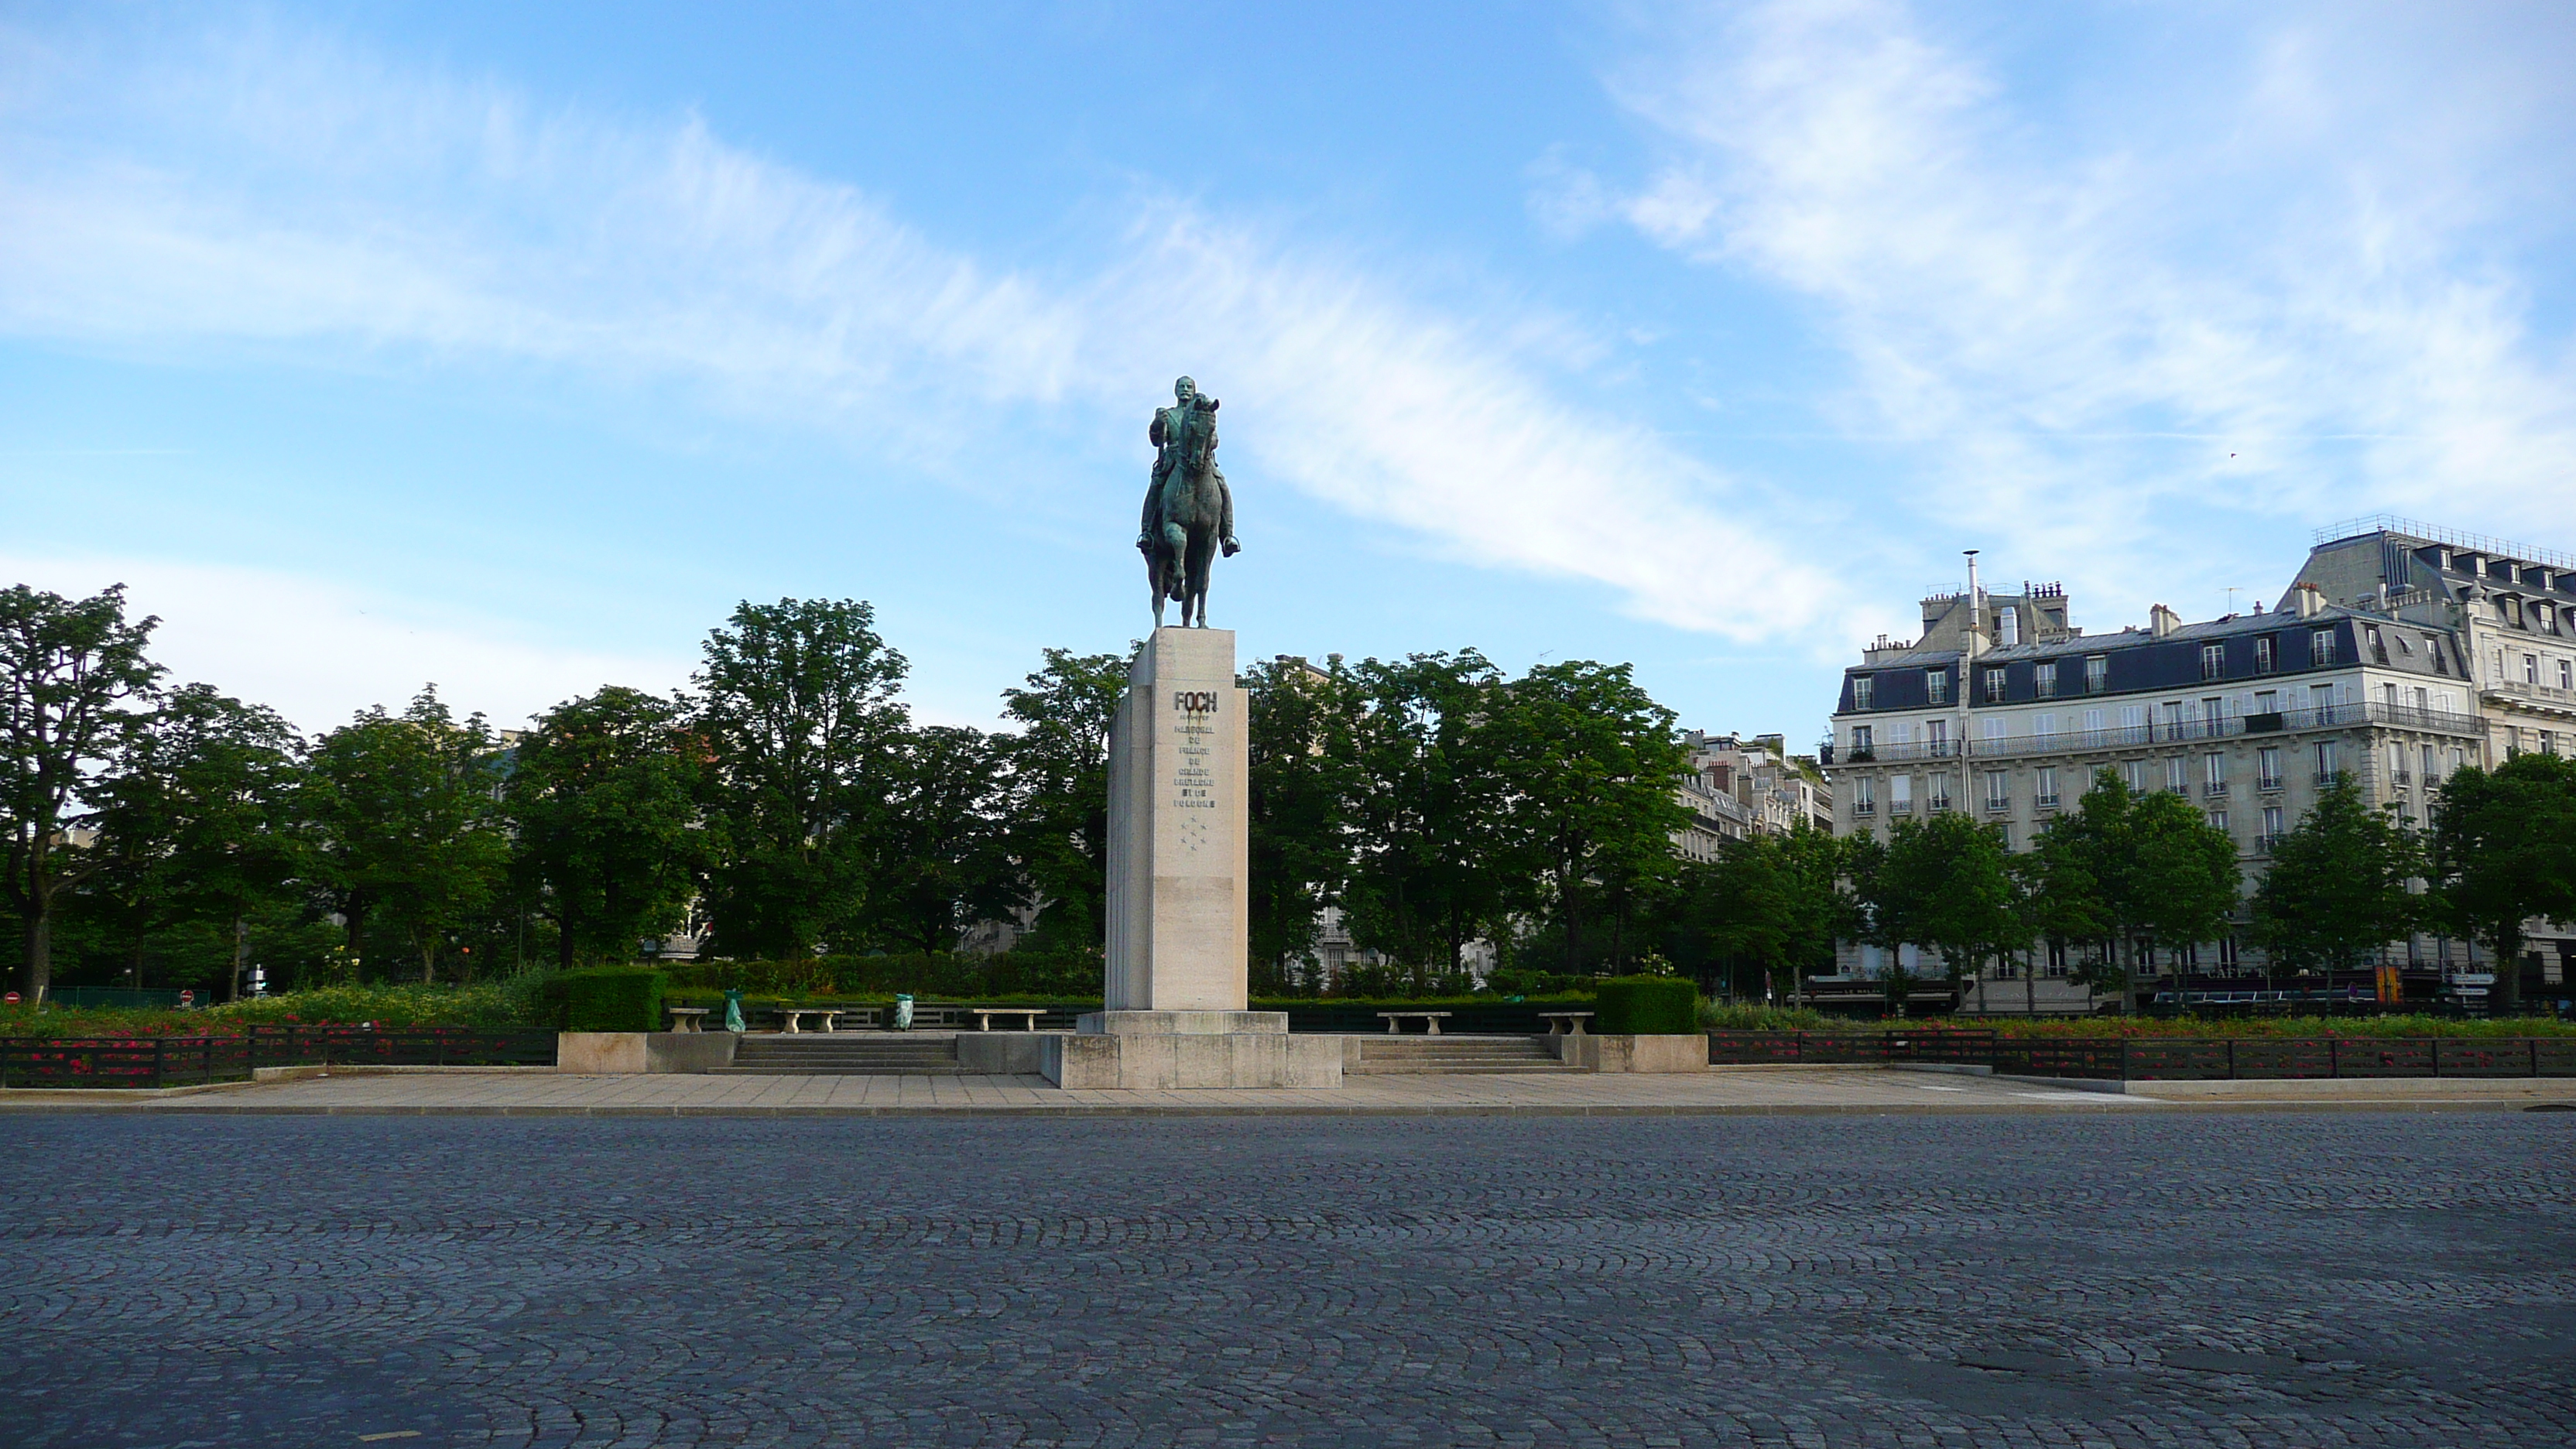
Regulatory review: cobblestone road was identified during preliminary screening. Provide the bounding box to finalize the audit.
[4,1112,2570,1447]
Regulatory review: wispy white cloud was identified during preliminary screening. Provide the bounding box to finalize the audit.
[1572,0,2576,613]
[0,554,690,735]
[0,18,1854,655]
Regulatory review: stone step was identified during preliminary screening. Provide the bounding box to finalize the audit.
[1346,1036,1587,1074]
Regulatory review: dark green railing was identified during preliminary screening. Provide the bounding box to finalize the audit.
[1707,1030,2576,1081]
[0,1027,557,1089]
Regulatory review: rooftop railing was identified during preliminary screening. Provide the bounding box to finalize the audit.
[1827,701,2479,766]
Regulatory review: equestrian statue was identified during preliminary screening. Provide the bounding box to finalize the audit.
[1137,375,1239,628]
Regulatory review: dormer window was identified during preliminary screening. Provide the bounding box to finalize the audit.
[2311,628,2338,665]
[1853,674,1875,711]
[1926,669,1951,704]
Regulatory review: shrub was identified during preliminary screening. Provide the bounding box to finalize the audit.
[561,968,668,1033]
[1595,975,1701,1035]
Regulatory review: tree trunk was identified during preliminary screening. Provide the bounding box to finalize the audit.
[228,916,250,1002]
[421,939,437,985]
[2024,945,2036,1016]
[2491,921,2524,1016]
[22,901,51,1004]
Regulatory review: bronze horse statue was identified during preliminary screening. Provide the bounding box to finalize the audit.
[1139,376,1238,629]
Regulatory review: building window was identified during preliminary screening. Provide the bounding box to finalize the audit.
[2204,752,2227,793]
[2561,659,2573,691]
[2312,628,2338,665]
[2200,643,2225,680]
[1890,774,1912,812]
[1997,823,2013,851]
[2255,635,2277,673]
[1852,776,1875,814]
[2421,742,2437,783]
[1984,770,2009,810]
[2253,688,2278,714]
[2034,663,2058,698]
[2257,746,2281,790]
[2084,655,2108,693]
[2426,635,2448,674]
[2208,808,2228,834]
[1982,666,2007,703]
[1853,674,1875,710]
[2083,708,2105,741]
[2526,653,2541,685]
[2165,758,2187,793]
[2365,625,2386,662]
[1927,718,1950,755]
[2314,739,2338,781]
[2124,760,2147,791]
[1926,669,1950,704]
[1850,724,1874,758]
[2546,731,2561,757]
[2390,742,2410,783]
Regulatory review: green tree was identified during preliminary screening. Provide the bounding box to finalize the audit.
[1244,655,1359,992]
[2429,751,2576,1015]
[1868,811,2016,1013]
[997,648,1129,954]
[0,584,163,1001]
[694,599,911,959]
[303,687,510,982]
[1697,822,1848,1005]
[872,724,1017,954]
[2025,771,2239,1012]
[1341,652,1511,986]
[2249,773,2423,988]
[2009,821,2108,1015]
[1488,659,1690,976]
[506,686,710,970]
[87,684,304,998]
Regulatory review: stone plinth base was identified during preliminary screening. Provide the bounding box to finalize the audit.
[1077,1010,1286,1036]
[1564,1033,1710,1073]
[557,1031,739,1074]
[1046,1019,1341,1090]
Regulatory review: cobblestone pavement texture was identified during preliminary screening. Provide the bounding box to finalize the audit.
[3,1112,2570,1447]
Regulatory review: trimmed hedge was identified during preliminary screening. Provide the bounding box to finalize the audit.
[562,968,668,1033]
[1594,976,1700,1035]
[660,951,1101,999]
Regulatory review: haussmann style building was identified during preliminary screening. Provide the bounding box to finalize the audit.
[1815,516,2576,1013]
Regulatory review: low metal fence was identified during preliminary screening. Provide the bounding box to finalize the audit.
[1,1027,557,1089]
[1710,1030,2576,1081]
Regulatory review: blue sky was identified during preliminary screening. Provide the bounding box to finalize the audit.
[5,1,2573,741]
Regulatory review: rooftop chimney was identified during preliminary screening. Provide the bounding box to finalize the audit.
[2289,581,2325,618]
[2149,603,2183,637]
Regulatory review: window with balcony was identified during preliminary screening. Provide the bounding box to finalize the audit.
[1982,666,2007,704]
[2200,643,2225,680]
[1849,724,1874,760]
[1926,669,1950,704]
[2084,655,2108,693]
[2034,663,2058,698]
[2254,635,2277,673]
[2259,805,2285,852]
[2165,758,2188,793]
[2389,742,2410,785]
[2124,760,2148,791]
[1852,673,1875,710]
[2035,766,2058,808]
[2311,628,2338,665]
[2208,808,2228,834]
[1984,771,2009,811]
[2203,753,2227,795]
[2314,739,2338,782]
[2421,742,2437,784]
[2257,746,2281,789]
[1927,718,1951,756]
[1889,774,1912,814]
[1852,776,1875,814]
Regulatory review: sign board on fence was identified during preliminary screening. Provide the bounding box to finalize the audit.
[179,990,195,1006]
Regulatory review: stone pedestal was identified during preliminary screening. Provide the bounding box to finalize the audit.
[1053,627,1341,1090]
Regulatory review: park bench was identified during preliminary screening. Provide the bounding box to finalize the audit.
[666,1007,711,1033]
[971,1007,1046,1031]
[1536,1011,1594,1039]
[1377,1010,1451,1036]
[778,1007,843,1034]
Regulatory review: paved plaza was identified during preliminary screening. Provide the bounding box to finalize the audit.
[2,1111,2571,1448]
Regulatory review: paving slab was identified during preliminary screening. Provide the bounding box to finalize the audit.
[6,1065,2571,1115]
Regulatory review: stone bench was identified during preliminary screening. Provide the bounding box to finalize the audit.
[1536,1011,1595,1039]
[971,1007,1046,1031]
[1378,1011,1452,1036]
[778,1007,843,1033]
[666,1007,712,1033]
